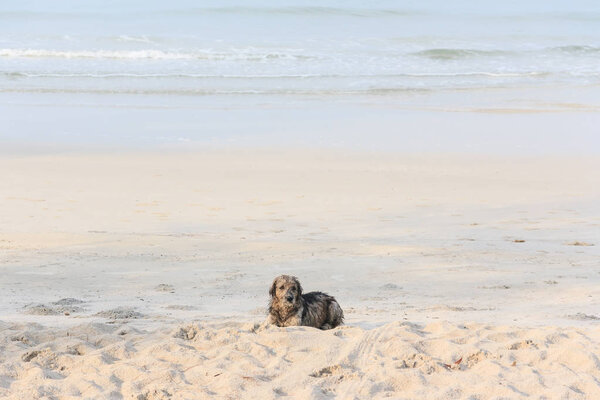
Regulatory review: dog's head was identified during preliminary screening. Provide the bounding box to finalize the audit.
[269,275,302,307]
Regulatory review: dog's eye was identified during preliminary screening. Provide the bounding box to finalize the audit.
[279,285,284,290]
[291,287,296,291]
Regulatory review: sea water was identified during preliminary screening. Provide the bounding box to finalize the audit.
[1,0,599,153]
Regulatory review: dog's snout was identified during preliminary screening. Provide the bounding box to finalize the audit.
[285,293,294,302]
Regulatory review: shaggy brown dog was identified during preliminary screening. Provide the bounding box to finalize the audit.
[267,275,343,330]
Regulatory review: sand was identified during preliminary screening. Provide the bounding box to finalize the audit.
[2,320,600,399]
[1,149,599,399]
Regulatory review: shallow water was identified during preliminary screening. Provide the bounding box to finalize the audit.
[1,0,599,152]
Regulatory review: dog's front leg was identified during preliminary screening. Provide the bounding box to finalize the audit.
[254,314,277,332]
[284,312,302,327]
[265,314,277,326]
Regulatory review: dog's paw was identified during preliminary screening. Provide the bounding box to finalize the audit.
[250,321,273,333]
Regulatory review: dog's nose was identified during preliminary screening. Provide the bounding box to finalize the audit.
[285,294,294,302]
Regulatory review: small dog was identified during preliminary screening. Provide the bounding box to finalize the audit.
[266,275,343,330]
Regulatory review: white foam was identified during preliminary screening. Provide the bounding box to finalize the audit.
[0,48,311,61]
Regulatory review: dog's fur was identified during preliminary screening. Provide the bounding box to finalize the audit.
[266,275,343,330]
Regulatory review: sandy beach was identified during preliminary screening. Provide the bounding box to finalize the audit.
[3,1,600,397]
[1,150,599,399]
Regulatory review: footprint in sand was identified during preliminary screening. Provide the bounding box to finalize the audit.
[479,285,511,290]
[174,325,201,340]
[155,284,175,293]
[509,340,538,350]
[310,364,359,380]
[379,283,402,290]
[165,305,195,311]
[567,313,600,321]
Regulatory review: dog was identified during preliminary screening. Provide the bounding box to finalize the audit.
[266,275,343,330]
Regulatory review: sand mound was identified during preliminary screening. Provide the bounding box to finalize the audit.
[22,299,86,316]
[52,298,85,306]
[0,320,599,399]
[94,307,145,320]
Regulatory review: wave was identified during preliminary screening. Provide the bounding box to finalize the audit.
[0,87,433,96]
[412,45,600,60]
[548,45,600,55]
[3,83,578,96]
[182,6,418,17]
[1,71,552,79]
[3,45,599,62]
[0,7,419,19]
[116,35,157,44]
[411,48,510,60]
[0,48,314,61]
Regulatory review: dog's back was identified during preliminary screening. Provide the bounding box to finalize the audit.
[301,291,344,330]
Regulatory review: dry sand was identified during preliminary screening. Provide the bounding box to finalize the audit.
[1,149,599,399]
[2,320,600,399]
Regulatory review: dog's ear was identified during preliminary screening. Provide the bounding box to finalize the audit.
[293,276,302,296]
[269,279,277,297]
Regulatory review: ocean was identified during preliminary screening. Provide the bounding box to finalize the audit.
[1,0,599,153]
